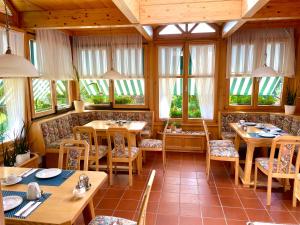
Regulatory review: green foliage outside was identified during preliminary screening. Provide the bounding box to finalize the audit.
[34,93,52,112]
[258,95,278,105]
[56,81,69,108]
[230,95,277,105]
[169,95,201,118]
[115,96,134,104]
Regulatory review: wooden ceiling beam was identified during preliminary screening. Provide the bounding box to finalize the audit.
[20,8,130,29]
[222,0,271,38]
[139,0,241,25]
[112,0,153,41]
[242,0,271,18]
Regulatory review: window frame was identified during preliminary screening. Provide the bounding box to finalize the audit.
[29,39,72,119]
[156,40,218,123]
[225,76,286,111]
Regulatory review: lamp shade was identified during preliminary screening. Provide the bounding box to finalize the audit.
[0,54,39,78]
[102,69,124,80]
[252,66,278,77]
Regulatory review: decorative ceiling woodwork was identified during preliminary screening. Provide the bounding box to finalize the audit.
[0,0,299,38]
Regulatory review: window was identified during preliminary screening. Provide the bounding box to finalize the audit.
[56,80,70,108]
[0,80,8,138]
[73,34,146,108]
[114,79,145,105]
[159,23,216,36]
[32,79,53,113]
[258,76,283,106]
[29,40,71,116]
[80,79,110,104]
[229,77,253,105]
[227,28,294,108]
[158,43,215,120]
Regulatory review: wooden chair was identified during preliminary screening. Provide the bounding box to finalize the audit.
[89,170,156,225]
[58,139,90,171]
[253,135,300,206]
[139,121,169,170]
[203,120,239,185]
[106,127,142,186]
[73,126,108,171]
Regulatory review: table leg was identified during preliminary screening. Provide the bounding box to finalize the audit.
[243,143,255,187]
[234,134,241,150]
[83,200,95,225]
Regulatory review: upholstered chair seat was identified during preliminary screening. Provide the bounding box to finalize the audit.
[89,215,136,225]
[139,139,163,148]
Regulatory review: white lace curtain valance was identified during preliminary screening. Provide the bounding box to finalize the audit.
[226,28,295,78]
[36,30,73,80]
[72,34,143,79]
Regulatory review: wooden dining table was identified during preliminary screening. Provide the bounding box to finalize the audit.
[0,167,107,225]
[84,120,147,146]
[230,123,288,187]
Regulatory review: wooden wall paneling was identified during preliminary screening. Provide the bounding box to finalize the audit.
[20,8,130,29]
[139,0,241,24]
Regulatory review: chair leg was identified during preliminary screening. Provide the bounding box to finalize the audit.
[143,150,146,163]
[234,159,239,186]
[267,175,272,206]
[137,154,142,175]
[129,161,133,186]
[95,159,99,171]
[254,163,258,190]
[162,150,166,172]
[293,178,298,207]
[109,158,113,186]
[206,158,211,182]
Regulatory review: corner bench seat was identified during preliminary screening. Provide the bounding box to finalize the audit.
[219,112,300,140]
[30,110,153,167]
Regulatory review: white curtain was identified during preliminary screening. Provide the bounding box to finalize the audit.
[73,34,143,79]
[189,44,215,120]
[36,30,73,80]
[0,28,25,138]
[158,46,182,118]
[227,28,295,78]
[113,34,143,78]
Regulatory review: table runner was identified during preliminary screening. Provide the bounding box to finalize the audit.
[2,190,51,219]
[20,170,75,186]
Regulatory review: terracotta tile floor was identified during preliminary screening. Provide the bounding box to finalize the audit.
[75,152,300,225]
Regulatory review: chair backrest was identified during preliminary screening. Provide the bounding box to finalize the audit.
[137,170,156,225]
[58,139,90,171]
[73,126,99,157]
[269,135,300,175]
[106,127,131,159]
[0,184,4,225]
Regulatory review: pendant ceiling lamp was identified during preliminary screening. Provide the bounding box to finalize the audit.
[102,27,123,80]
[252,53,277,77]
[0,0,39,78]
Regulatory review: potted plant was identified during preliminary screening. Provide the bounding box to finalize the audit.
[73,65,85,112]
[175,122,182,133]
[13,122,32,166]
[285,87,297,115]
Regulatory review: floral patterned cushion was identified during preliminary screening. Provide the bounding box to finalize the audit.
[89,216,137,225]
[209,140,234,148]
[66,148,82,170]
[91,145,108,158]
[256,157,295,174]
[210,146,239,158]
[139,139,163,148]
[46,135,74,149]
[112,147,140,158]
[221,132,236,140]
